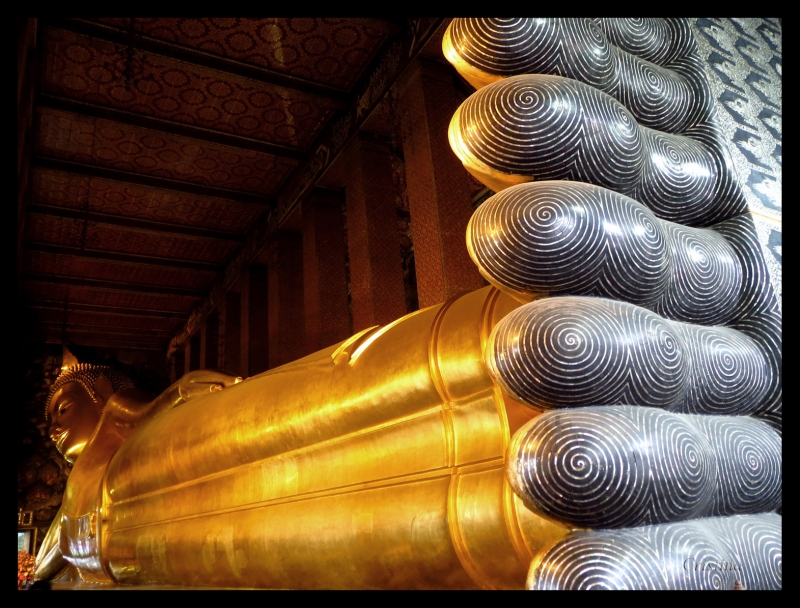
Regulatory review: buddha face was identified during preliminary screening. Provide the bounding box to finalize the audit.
[47,381,104,464]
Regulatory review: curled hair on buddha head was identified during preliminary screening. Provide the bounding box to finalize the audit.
[45,346,134,422]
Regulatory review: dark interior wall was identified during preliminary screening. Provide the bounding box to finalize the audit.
[17,344,69,557]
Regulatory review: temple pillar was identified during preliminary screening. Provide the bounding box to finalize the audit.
[239,270,250,377]
[199,322,207,370]
[344,132,407,332]
[200,312,219,370]
[268,232,305,369]
[302,188,351,354]
[170,350,184,383]
[186,333,200,373]
[246,265,270,376]
[218,290,242,376]
[397,57,484,307]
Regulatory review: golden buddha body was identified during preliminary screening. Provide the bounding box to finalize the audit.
[40,288,568,589]
[37,18,781,590]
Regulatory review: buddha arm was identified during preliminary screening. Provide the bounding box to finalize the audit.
[104,371,242,427]
[34,506,69,581]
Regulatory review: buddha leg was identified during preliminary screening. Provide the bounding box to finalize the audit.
[98,286,567,589]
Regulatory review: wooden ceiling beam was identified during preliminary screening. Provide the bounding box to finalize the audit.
[34,320,174,337]
[167,18,447,357]
[25,242,224,272]
[28,203,245,242]
[42,18,353,106]
[28,299,188,319]
[23,273,204,297]
[27,332,167,351]
[32,156,271,205]
[39,94,307,161]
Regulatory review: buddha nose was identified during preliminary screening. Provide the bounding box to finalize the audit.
[48,422,61,441]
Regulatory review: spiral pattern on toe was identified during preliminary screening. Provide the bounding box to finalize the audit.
[528,514,781,590]
[729,311,782,429]
[611,51,701,133]
[592,18,693,65]
[446,18,714,134]
[468,181,747,324]
[705,514,782,590]
[487,297,769,415]
[654,222,741,324]
[693,416,782,515]
[673,324,768,415]
[508,407,782,529]
[711,214,781,320]
[634,130,721,223]
[488,298,685,410]
[453,75,643,193]
[445,18,615,90]
[452,74,745,226]
[507,407,716,528]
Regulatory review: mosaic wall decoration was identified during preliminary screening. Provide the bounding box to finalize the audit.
[691,19,781,307]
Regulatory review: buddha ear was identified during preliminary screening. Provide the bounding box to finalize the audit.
[93,374,115,404]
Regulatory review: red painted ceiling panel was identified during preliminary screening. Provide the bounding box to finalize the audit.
[24,250,215,290]
[31,168,262,233]
[23,281,198,313]
[31,307,180,333]
[92,18,390,90]
[36,107,295,195]
[25,214,238,264]
[43,27,338,148]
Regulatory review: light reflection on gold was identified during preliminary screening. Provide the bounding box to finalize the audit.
[43,286,569,589]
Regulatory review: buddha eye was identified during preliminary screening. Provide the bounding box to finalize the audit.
[58,401,72,416]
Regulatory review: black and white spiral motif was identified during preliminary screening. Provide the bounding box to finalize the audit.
[448,18,712,133]
[692,416,782,515]
[489,298,689,410]
[469,181,747,324]
[508,407,717,528]
[705,514,782,590]
[488,297,769,415]
[729,312,782,430]
[456,75,643,194]
[611,51,701,133]
[678,119,748,224]
[447,18,615,90]
[654,221,741,324]
[592,18,695,65]
[528,514,781,590]
[672,324,768,415]
[453,74,743,227]
[467,182,669,304]
[711,214,781,321]
[634,129,723,224]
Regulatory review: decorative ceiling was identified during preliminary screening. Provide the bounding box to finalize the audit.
[19,17,444,356]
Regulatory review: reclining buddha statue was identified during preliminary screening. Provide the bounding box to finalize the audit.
[36,18,781,590]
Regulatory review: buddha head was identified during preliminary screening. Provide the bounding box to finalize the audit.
[46,347,134,464]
